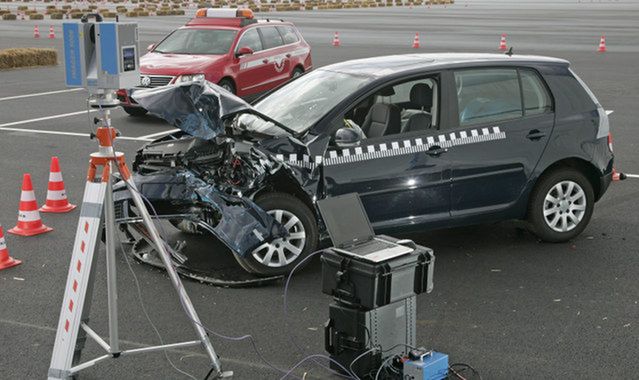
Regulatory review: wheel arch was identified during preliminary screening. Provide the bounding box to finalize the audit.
[252,170,318,220]
[533,157,604,202]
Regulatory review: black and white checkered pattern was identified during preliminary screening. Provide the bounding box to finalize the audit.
[274,126,506,169]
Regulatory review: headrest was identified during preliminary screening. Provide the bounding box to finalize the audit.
[379,86,396,97]
[409,83,433,108]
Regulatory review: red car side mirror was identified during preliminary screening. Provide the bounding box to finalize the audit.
[236,46,254,58]
[147,44,155,52]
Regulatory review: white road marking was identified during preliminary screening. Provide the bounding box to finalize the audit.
[0,126,154,141]
[137,128,180,140]
[0,110,98,128]
[0,88,83,102]
[624,173,639,178]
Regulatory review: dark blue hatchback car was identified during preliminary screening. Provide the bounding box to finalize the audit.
[119,53,614,275]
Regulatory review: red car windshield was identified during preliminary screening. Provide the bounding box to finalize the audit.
[154,29,237,55]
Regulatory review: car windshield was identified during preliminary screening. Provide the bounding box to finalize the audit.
[154,29,237,55]
[238,69,374,134]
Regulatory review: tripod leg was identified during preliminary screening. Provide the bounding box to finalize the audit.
[123,176,224,376]
[104,170,120,354]
[49,181,107,380]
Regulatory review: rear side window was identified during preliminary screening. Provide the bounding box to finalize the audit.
[277,26,299,44]
[259,26,284,49]
[237,28,262,52]
[455,68,522,126]
[520,70,552,116]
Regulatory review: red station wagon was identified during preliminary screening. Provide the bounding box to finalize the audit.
[117,8,313,116]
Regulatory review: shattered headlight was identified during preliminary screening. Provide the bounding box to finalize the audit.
[176,74,206,83]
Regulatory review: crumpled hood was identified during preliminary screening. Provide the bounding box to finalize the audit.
[141,52,223,73]
[132,81,254,140]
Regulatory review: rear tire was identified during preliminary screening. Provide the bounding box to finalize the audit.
[234,193,318,276]
[123,106,148,117]
[291,67,304,78]
[527,168,594,243]
[218,78,236,94]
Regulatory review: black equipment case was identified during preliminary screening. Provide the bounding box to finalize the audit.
[320,235,434,310]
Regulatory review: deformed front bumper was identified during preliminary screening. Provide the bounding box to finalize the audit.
[113,169,286,258]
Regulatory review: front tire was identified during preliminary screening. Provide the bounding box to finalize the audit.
[122,106,148,117]
[218,78,236,94]
[527,168,594,242]
[234,193,318,276]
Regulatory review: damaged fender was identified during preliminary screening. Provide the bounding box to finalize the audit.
[114,169,287,258]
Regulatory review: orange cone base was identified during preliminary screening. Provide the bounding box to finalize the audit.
[40,202,77,213]
[8,224,53,237]
[0,257,21,271]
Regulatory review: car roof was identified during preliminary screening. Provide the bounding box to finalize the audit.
[318,53,570,77]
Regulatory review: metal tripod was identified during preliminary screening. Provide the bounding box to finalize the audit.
[48,99,230,379]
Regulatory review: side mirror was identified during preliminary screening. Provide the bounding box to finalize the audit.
[235,46,254,58]
[335,127,361,148]
[147,43,155,52]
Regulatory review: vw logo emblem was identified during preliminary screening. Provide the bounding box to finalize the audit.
[141,76,151,87]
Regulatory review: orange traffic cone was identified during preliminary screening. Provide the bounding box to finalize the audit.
[499,34,507,51]
[40,157,76,213]
[48,25,55,39]
[34,25,40,39]
[597,35,607,53]
[8,174,53,237]
[0,225,21,271]
[332,32,341,47]
[412,32,420,49]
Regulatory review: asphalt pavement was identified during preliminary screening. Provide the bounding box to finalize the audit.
[1,1,638,379]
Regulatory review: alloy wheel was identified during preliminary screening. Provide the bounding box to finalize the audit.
[543,180,587,233]
[251,209,306,267]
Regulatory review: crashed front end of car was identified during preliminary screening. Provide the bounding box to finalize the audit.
[113,81,320,278]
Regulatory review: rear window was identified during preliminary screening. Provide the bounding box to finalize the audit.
[259,26,284,49]
[520,69,553,116]
[455,68,523,126]
[154,29,237,55]
[276,26,299,44]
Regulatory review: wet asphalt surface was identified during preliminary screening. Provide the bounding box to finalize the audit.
[1,1,638,379]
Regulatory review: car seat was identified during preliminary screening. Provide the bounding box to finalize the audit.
[403,83,433,132]
[361,103,402,138]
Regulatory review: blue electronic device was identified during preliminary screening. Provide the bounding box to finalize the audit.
[63,20,139,91]
[403,351,449,380]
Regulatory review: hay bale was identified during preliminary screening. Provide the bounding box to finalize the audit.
[2,13,17,20]
[29,13,44,19]
[126,10,139,16]
[17,5,28,10]
[0,9,11,15]
[50,12,64,19]
[0,48,57,70]
[70,12,83,18]
[138,10,149,16]
[102,11,117,18]
[170,9,184,14]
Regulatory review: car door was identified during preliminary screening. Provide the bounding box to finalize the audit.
[232,28,273,95]
[257,26,291,87]
[322,75,453,231]
[446,67,555,218]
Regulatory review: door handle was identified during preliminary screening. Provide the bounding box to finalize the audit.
[262,59,269,64]
[425,145,448,157]
[526,129,546,140]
